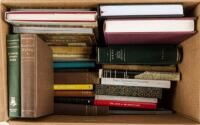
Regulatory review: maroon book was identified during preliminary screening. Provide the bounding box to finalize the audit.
[104,18,195,44]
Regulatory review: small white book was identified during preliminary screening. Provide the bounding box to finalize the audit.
[100,4,183,17]
[101,78,171,88]
[95,95,158,103]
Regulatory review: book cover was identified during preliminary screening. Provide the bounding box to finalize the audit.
[94,100,157,109]
[21,34,53,118]
[39,34,96,46]
[97,45,182,65]
[101,78,171,88]
[7,34,21,117]
[54,90,94,97]
[95,95,157,103]
[54,84,93,90]
[54,103,109,116]
[104,18,195,44]
[102,64,177,72]
[95,85,162,98]
[54,61,96,69]
[54,97,94,105]
[50,46,93,55]
[54,71,99,84]
[100,69,180,81]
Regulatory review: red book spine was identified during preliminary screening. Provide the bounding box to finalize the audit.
[94,100,157,109]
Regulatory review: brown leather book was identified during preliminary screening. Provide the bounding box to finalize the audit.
[54,90,94,97]
[21,34,54,118]
[54,103,109,116]
[54,71,99,84]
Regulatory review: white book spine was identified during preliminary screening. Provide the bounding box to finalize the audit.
[95,95,158,103]
[101,78,171,88]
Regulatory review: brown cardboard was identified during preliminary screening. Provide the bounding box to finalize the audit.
[0,0,200,124]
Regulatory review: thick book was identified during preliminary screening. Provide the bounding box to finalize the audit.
[94,100,157,109]
[20,34,53,118]
[101,78,171,88]
[13,26,94,34]
[95,85,162,98]
[102,64,176,72]
[109,107,173,115]
[7,34,21,117]
[50,46,93,55]
[54,97,94,105]
[97,45,182,65]
[54,71,99,84]
[6,10,97,27]
[104,18,195,44]
[53,84,93,90]
[54,90,94,97]
[99,4,184,17]
[54,103,109,116]
[100,69,180,81]
[39,34,96,46]
[95,95,157,103]
[54,61,96,69]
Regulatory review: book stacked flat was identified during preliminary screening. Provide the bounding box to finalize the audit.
[95,4,194,113]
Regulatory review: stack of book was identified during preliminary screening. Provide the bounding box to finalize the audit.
[95,4,195,113]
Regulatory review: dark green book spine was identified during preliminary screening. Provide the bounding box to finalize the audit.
[97,45,181,65]
[7,34,21,117]
[95,85,162,98]
[54,97,94,105]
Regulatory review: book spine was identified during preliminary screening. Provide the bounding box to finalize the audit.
[100,69,180,81]
[95,85,162,98]
[54,97,94,105]
[54,84,93,90]
[7,34,21,117]
[101,78,171,88]
[97,45,181,65]
[54,90,94,97]
[53,61,96,69]
[21,34,36,117]
[94,100,157,109]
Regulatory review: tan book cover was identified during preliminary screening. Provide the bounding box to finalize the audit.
[21,34,54,118]
[102,64,176,72]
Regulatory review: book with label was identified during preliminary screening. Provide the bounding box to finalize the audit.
[7,34,21,117]
[99,69,180,81]
[21,34,53,118]
[54,97,94,105]
[97,45,182,65]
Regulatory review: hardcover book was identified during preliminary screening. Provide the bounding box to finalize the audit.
[102,64,176,72]
[95,85,162,98]
[101,78,171,88]
[100,69,180,81]
[99,4,184,17]
[6,10,97,27]
[54,90,94,97]
[20,34,53,118]
[97,45,182,65]
[104,18,195,44]
[54,97,94,105]
[53,84,93,90]
[54,71,99,84]
[7,34,21,117]
[54,103,109,116]
[54,61,96,69]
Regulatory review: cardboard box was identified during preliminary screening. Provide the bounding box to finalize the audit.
[0,0,200,124]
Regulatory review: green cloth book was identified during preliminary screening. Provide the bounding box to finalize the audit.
[7,34,21,117]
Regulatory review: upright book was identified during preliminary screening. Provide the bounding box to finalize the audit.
[104,18,195,44]
[21,34,53,118]
[99,4,184,18]
[97,45,182,65]
[7,34,21,117]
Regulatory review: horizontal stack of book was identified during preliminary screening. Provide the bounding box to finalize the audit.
[95,4,195,114]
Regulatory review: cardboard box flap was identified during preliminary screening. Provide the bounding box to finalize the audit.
[0,3,9,122]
